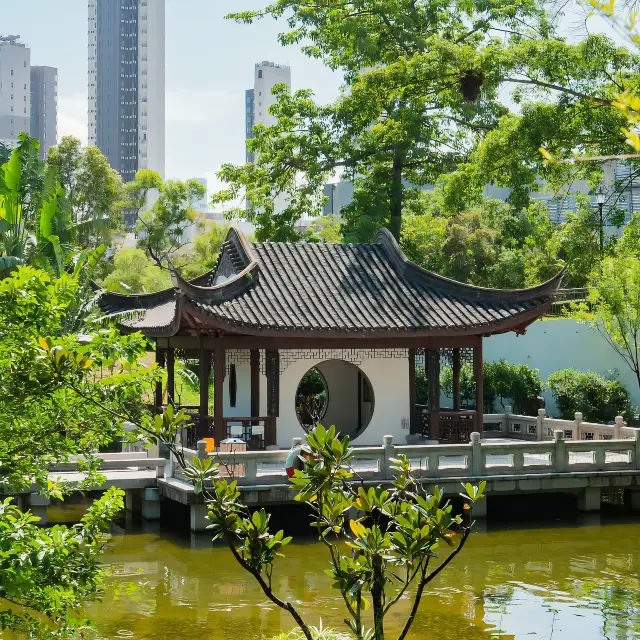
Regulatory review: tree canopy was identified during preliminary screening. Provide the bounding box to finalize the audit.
[213,1,639,243]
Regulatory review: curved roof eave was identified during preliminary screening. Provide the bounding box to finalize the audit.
[374,228,566,301]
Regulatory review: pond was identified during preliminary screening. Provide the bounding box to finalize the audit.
[81,515,640,640]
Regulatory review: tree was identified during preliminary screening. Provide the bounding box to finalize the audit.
[0,265,162,637]
[178,221,229,280]
[46,137,124,250]
[152,424,484,640]
[213,2,638,241]
[103,247,171,294]
[135,179,206,267]
[548,369,633,422]
[578,255,640,392]
[304,214,344,243]
[400,195,560,288]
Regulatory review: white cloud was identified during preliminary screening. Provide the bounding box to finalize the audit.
[57,93,88,145]
[165,88,235,125]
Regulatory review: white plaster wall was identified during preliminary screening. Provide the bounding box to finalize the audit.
[315,360,360,437]
[275,353,410,448]
[484,319,640,415]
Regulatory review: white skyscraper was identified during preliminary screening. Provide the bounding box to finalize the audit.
[30,66,58,160]
[245,61,291,163]
[88,0,165,182]
[0,35,30,148]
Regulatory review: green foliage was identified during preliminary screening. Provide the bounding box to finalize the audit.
[578,255,640,392]
[439,360,543,413]
[178,222,229,280]
[135,177,206,266]
[0,264,171,639]
[46,137,125,251]
[304,215,344,244]
[548,369,633,422]
[177,424,483,640]
[0,266,157,492]
[103,247,171,294]
[216,1,639,242]
[0,487,124,639]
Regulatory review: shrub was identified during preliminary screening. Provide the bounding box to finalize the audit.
[484,360,544,414]
[439,359,543,413]
[547,369,633,423]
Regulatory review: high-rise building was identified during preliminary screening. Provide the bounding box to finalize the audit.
[192,177,208,212]
[245,61,291,163]
[0,35,30,148]
[88,0,165,182]
[30,66,57,160]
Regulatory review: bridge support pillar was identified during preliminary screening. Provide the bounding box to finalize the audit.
[473,496,487,518]
[190,503,209,532]
[578,487,601,512]
[29,493,50,525]
[125,488,142,513]
[142,488,161,520]
[628,490,640,511]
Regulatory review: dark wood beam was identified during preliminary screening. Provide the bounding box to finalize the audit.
[161,334,482,351]
[166,347,175,405]
[427,349,440,441]
[214,343,226,445]
[250,349,260,423]
[408,348,417,434]
[155,345,166,413]
[452,348,461,412]
[198,340,211,441]
[474,340,484,433]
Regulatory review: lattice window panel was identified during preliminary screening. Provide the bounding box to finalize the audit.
[278,348,408,374]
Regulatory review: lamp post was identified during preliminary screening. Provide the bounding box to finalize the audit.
[596,185,606,261]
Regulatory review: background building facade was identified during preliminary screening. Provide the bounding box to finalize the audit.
[0,35,30,148]
[245,61,290,164]
[88,0,165,182]
[30,65,57,159]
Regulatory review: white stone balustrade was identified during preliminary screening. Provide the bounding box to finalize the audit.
[171,428,640,487]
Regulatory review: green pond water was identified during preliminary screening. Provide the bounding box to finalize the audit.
[59,511,640,640]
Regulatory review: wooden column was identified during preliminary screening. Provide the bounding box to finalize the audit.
[198,340,211,441]
[474,340,484,433]
[155,345,166,413]
[427,349,440,441]
[265,350,280,447]
[408,348,417,433]
[214,343,226,445]
[166,347,175,406]
[250,349,260,422]
[452,348,461,412]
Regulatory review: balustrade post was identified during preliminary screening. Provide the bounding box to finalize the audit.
[554,430,567,472]
[470,432,482,476]
[244,456,258,483]
[614,416,623,440]
[504,406,512,437]
[196,440,207,461]
[574,412,583,440]
[536,408,546,441]
[634,429,640,469]
[382,435,395,479]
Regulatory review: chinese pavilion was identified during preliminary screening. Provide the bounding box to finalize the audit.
[100,227,563,449]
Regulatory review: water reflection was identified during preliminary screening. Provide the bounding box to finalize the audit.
[76,517,640,640]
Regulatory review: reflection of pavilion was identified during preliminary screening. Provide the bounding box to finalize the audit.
[100,228,561,448]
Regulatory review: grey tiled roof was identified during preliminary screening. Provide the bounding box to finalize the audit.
[98,228,563,338]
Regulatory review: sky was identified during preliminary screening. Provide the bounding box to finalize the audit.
[1,0,343,195]
[0,0,624,199]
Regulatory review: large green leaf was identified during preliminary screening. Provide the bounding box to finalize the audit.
[0,255,23,271]
[39,195,57,241]
[2,149,22,193]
